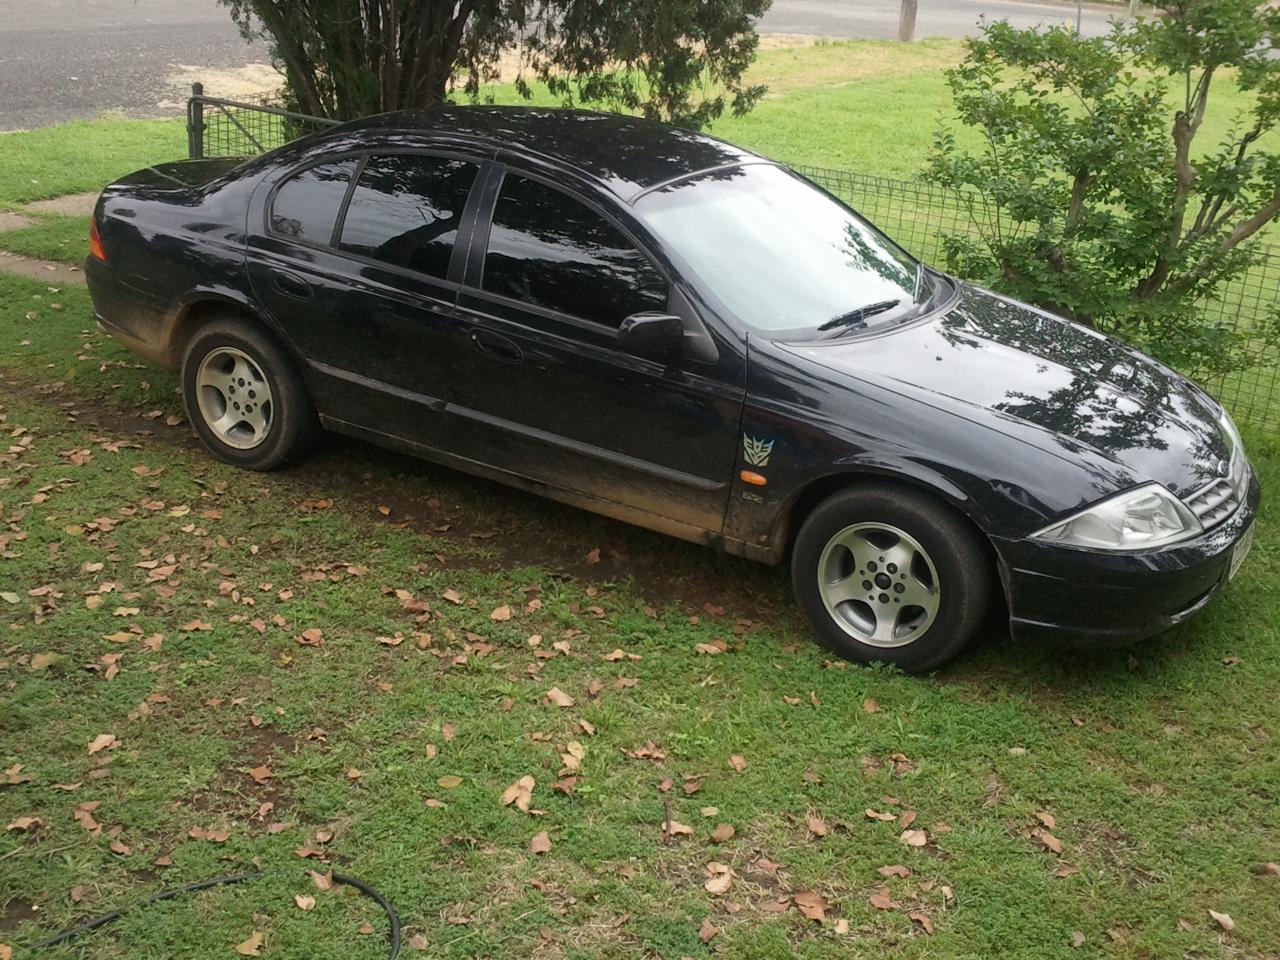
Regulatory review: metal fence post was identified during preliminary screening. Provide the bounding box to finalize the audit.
[187,82,205,160]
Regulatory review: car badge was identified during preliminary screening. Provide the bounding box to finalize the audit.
[743,435,774,467]
[1217,458,1230,478]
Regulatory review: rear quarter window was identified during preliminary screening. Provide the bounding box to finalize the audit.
[269,160,356,243]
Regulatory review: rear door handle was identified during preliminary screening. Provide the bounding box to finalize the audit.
[471,328,523,364]
[270,269,312,301]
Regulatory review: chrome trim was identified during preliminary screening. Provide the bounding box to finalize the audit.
[1183,475,1243,529]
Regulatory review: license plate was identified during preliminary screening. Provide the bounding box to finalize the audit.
[1229,524,1255,580]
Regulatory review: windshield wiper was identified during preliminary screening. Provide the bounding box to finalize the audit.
[817,299,902,333]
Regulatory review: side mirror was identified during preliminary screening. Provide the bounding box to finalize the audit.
[618,312,684,359]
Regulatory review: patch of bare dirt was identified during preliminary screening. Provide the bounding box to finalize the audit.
[163,63,284,105]
[0,249,84,285]
[0,371,792,623]
[0,896,38,932]
[306,435,791,619]
[0,211,34,233]
[23,192,98,218]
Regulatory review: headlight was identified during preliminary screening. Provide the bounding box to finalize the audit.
[1032,483,1202,549]
[1218,407,1246,483]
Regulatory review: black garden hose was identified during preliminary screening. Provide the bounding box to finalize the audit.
[21,870,401,958]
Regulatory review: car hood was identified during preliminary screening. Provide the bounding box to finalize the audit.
[782,284,1230,499]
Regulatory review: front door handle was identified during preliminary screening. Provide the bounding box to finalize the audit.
[270,269,312,301]
[471,328,523,364]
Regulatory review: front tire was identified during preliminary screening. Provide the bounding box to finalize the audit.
[181,318,317,471]
[791,484,992,672]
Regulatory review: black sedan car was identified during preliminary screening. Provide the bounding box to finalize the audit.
[85,106,1258,671]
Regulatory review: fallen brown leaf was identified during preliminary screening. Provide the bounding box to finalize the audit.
[234,930,263,956]
[909,911,935,935]
[699,917,719,943]
[793,890,829,922]
[86,733,118,755]
[545,687,575,708]
[309,870,334,890]
[1033,828,1063,854]
[530,831,552,854]
[296,628,323,647]
[868,888,900,911]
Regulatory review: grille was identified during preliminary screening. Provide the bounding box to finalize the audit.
[1184,477,1241,528]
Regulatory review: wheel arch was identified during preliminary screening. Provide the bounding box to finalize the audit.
[164,289,294,370]
[771,467,1009,619]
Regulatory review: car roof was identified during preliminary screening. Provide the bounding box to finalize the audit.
[334,105,765,202]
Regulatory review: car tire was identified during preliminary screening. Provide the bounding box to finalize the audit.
[181,318,318,471]
[791,483,992,672]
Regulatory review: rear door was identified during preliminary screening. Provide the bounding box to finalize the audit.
[445,166,745,534]
[247,149,484,447]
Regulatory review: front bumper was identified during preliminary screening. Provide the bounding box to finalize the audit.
[996,470,1261,645]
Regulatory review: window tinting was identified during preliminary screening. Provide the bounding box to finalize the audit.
[270,160,356,243]
[482,174,667,327]
[339,154,478,278]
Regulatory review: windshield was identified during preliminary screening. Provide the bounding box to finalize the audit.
[636,164,927,337]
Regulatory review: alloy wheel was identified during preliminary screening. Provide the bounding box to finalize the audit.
[816,522,940,647]
[194,346,274,450]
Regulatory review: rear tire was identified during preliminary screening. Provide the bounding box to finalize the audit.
[181,318,317,471]
[791,483,992,672]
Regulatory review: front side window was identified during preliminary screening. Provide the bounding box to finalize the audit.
[269,160,356,243]
[636,164,930,338]
[339,154,478,278]
[482,174,667,327]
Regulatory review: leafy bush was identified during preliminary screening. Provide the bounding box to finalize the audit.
[928,1,1280,380]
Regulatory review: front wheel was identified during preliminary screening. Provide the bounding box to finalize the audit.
[181,318,317,471]
[791,484,993,672]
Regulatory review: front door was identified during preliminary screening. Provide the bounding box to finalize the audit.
[246,151,482,447]
[446,168,744,534]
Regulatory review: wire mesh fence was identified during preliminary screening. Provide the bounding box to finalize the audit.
[187,89,1280,433]
[187,84,339,160]
[796,164,1280,434]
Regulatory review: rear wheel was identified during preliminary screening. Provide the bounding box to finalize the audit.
[791,484,992,672]
[181,318,317,471]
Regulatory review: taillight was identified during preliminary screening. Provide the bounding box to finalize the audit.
[88,216,107,262]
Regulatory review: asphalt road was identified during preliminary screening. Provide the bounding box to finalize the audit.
[0,0,263,130]
[757,0,1118,39]
[0,0,1124,131]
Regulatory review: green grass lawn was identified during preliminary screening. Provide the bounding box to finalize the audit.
[0,214,88,263]
[2,39,1280,960]
[1,276,1278,960]
[0,117,185,208]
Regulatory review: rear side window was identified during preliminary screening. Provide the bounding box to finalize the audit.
[482,174,667,327]
[339,154,478,279]
[269,160,356,243]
